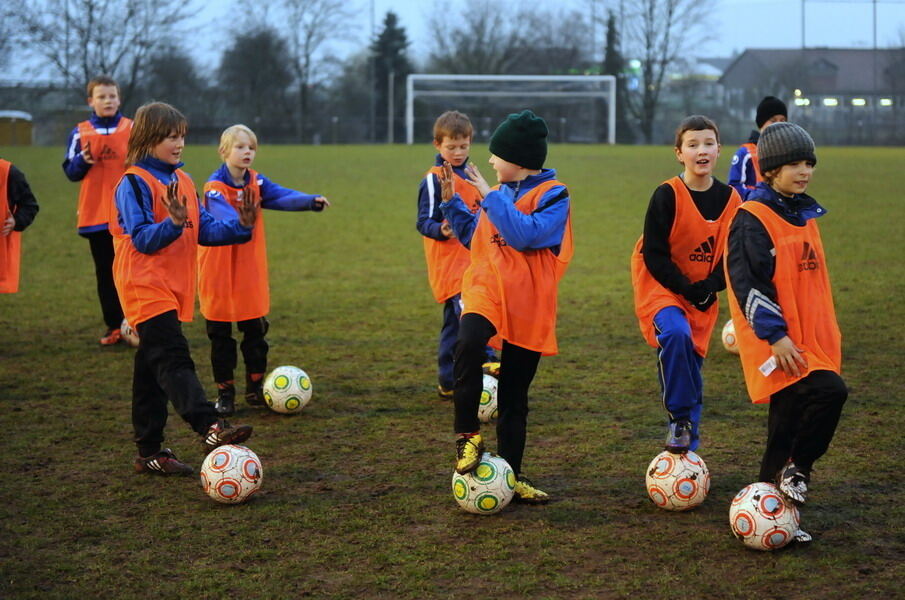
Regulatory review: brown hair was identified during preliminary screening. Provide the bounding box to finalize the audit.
[126,102,188,165]
[218,124,258,159]
[674,115,720,148]
[433,110,473,144]
[86,75,120,98]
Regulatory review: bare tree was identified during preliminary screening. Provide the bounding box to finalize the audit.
[281,0,354,141]
[11,0,198,103]
[426,0,526,74]
[618,0,714,143]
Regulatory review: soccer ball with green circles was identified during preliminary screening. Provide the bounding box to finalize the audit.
[451,452,516,515]
[262,365,312,414]
[478,374,498,423]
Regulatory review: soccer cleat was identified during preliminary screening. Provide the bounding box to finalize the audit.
[482,361,501,377]
[214,382,236,417]
[665,419,693,454]
[134,448,193,475]
[793,528,813,543]
[99,328,122,346]
[203,419,253,453]
[437,385,454,400]
[245,375,266,406]
[455,433,484,475]
[513,476,550,504]
[777,462,809,504]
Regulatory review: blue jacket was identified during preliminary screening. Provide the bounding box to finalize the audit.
[114,156,252,255]
[204,164,323,220]
[441,168,569,253]
[62,112,125,182]
[726,182,827,343]
[416,154,471,241]
[727,130,759,200]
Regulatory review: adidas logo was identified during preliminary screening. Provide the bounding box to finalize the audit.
[799,241,819,272]
[97,144,119,162]
[688,235,716,263]
[490,232,508,247]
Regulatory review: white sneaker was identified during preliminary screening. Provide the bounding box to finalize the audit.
[794,528,813,543]
[777,462,809,504]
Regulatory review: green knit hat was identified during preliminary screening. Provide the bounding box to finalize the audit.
[488,110,548,170]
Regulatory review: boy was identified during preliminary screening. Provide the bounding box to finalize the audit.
[631,115,741,454]
[0,158,39,293]
[416,111,497,399]
[441,110,572,504]
[199,124,330,416]
[63,75,132,345]
[728,96,787,200]
[725,122,846,541]
[112,102,256,475]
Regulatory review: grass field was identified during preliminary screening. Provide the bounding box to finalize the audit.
[1,142,903,599]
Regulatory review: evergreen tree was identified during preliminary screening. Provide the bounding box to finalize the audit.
[371,11,413,142]
[603,10,634,143]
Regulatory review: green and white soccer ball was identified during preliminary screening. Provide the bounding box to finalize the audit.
[262,365,312,414]
[645,450,711,511]
[200,444,263,504]
[451,452,516,515]
[729,482,800,551]
[722,319,739,355]
[478,374,499,423]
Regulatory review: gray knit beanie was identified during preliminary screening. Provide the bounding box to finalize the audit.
[757,122,817,175]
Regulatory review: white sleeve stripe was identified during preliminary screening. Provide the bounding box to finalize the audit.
[426,174,436,218]
[740,154,750,184]
[67,132,81,160]
[744,288,783,325]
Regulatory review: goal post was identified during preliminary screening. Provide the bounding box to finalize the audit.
[405,74,616,145]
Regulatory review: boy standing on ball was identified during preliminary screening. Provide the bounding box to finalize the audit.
[441,110,572,504]
[725,122,847,541]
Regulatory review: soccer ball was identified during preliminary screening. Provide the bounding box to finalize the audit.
[451,452,516,515]
[478,374,498,423]
[645,450,710,511]
[721,319,739,355]
[729,482,800,551]
[200,444,263,504]
[120,318,139,348]
[263,365,312,414]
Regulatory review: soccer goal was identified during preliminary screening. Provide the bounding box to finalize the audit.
[405,74,616,145]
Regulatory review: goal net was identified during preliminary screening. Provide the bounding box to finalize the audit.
[405,74,616,145]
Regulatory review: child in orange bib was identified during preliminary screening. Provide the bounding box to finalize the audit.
[0,158,39,293]
[62,76,132,345]
[631,115,740,454]
[416,111,497,399]
[725,122,846,541]
[111,102,258,476]
[199,124,330,416]
[441,110,572,504]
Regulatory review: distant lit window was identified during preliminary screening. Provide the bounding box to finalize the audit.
[794,98,811,106]
[880,98,893,107]
[851,98,866,107]
[822,98,839,107]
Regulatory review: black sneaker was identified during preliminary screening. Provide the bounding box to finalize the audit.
[214,382,236,417]
[245,375,266,406]
[777,462,809,504]
[203,419,253,453]
[665,419,692,454]
[134,448,193,475]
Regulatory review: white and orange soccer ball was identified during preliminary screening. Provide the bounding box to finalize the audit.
[729,482,800,551]
[721,319,739,355]
[478,374,499,423]
[200,444,263,504]
[646,450,710,511]
[263,365,312,414]
[120,318,139,348]
[451,453,516,515]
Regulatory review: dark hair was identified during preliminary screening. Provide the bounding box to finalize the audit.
[86,75,120,98]
[433,111,474,143]
[126,102,188,165]
[674,115,720,148]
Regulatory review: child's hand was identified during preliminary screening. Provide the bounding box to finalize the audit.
[1,215,14,236]
[163,180,187,226]
[440,222,455,239]
[464,162,490,198]
[81,140,95,164]
[438,161,455,203]
[771,335,808,378]
[313,196,330,210]
[238,184,259,228]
